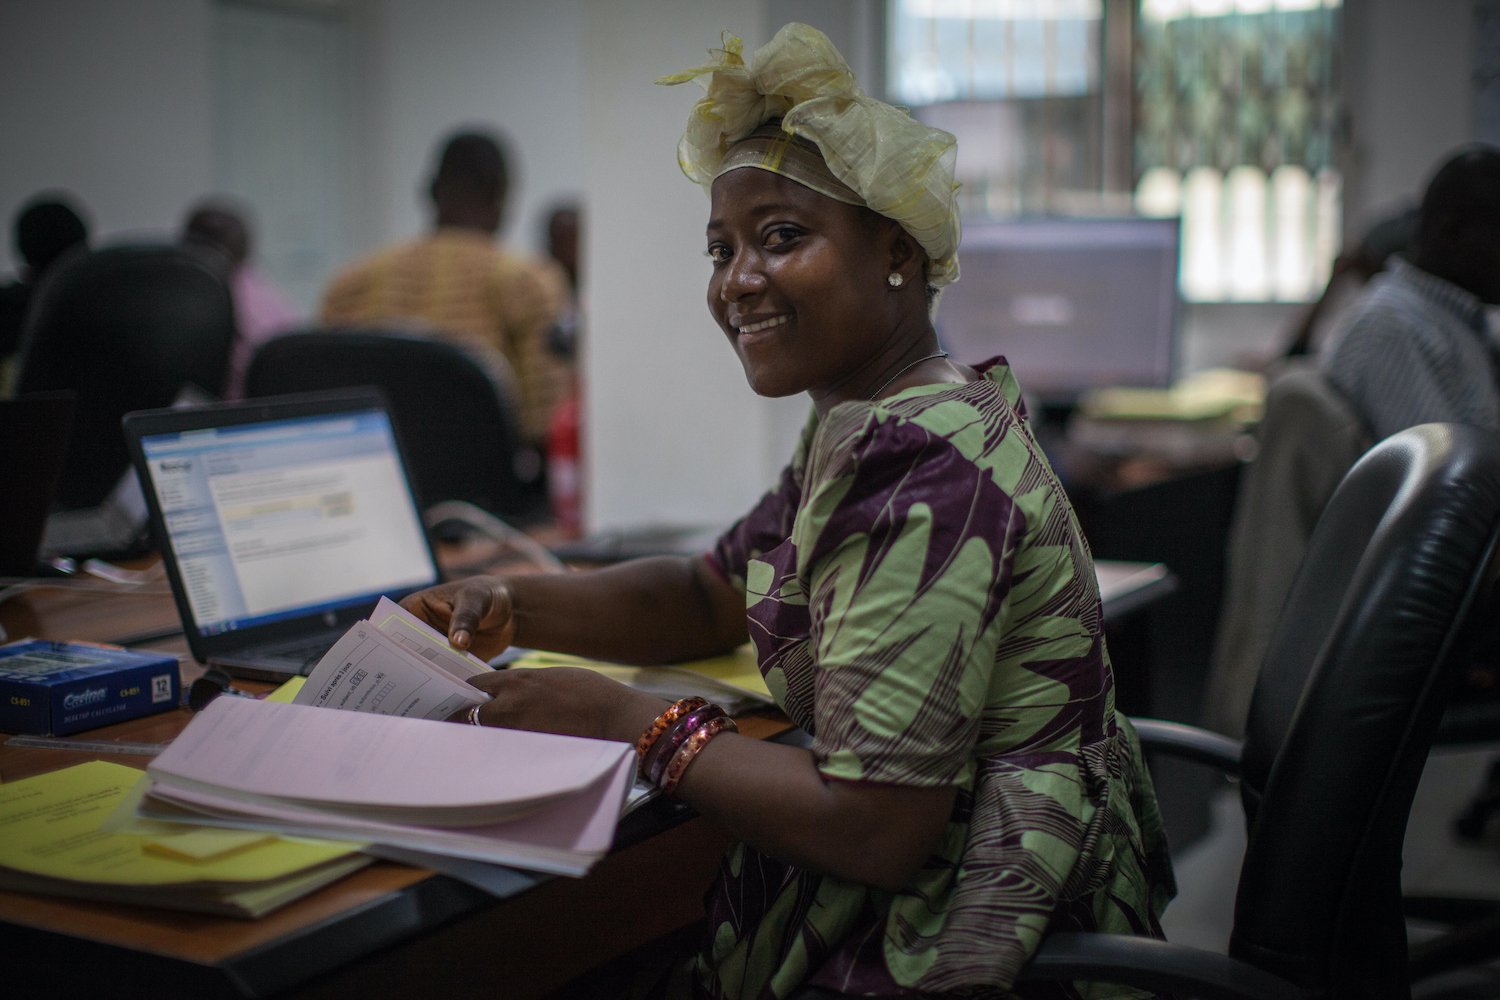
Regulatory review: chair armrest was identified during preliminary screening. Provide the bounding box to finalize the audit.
[1017,932,1301,1000]
[1130,717,1244,778]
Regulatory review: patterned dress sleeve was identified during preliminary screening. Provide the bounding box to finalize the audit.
[794,402,1021,789]
[708,409,818,590]
[692,377,1174,999]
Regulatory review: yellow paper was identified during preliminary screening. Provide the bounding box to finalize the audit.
[676,647,770,698]
[1080,368,1266,423]
[143,828,276,862]
[0,760,359,887]
[512,645,771,704]
[266,676,307,702]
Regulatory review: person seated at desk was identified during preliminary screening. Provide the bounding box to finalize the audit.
[1277,204,1416,363]
[1319,143,1500,442]
[181,197,301,400]
[402,23,1174,1000]
[0,193,90,390]
[318,127,572,454]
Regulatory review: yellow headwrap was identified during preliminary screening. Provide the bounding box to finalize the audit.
[658,22,961,288]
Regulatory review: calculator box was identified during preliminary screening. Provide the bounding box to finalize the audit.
[0,640,181,736]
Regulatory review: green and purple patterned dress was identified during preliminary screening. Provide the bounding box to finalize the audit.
[696,358,1175,1000]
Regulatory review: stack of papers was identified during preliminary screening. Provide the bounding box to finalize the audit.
[106,599,762,882]
[0,760,368,918]
[137,697,636,877]
[1078,368,1266,423]
[296,595,774,718]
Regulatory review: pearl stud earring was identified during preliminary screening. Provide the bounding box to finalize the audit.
[887,273,904,288]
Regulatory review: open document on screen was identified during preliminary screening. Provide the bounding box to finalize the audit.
[139,411,435,637]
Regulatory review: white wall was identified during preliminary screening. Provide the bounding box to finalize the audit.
[580,0,793,532]
[0,0,216,270]
[354,0,587,258]
[0,0,1487,532]
[0,0,586,269]
[1343,0,1480,231]
[0,0,794,532]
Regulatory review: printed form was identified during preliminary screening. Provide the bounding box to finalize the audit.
[295,598,491,721]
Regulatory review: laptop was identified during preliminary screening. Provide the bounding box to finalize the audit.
[0,392,75,577]
[123,387,442,681]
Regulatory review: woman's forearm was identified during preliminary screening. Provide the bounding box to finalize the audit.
[507,554,748,664]
[668,734,954,890]
[465,660,950,890]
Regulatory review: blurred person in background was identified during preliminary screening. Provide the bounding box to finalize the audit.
[1319,144,1500,443]
[1280,205,1417,361]
[0,193,90,392]
[320,128,571,454]
[182,197,301,400]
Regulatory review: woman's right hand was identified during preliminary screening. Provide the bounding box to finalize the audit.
[400,576,517,661]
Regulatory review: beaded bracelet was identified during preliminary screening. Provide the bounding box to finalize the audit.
[634,697,707,762]
[660,716,738,796]
[642,703,727,786]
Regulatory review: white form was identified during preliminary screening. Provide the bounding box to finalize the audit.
[295,622,485,722]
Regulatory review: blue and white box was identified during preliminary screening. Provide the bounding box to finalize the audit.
[0,640,181,736]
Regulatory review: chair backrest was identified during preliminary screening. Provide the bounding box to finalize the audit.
[1231,423,1500,996]
[242,327,542,521]
[1204,359,1372,737]
[14,243,235,510]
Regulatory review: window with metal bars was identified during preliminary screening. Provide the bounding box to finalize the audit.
[887,0,1344,303]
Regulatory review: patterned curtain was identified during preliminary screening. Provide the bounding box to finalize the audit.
[889,0,1107,218]
[887,0,1345,303]
[1133,0,1344,302]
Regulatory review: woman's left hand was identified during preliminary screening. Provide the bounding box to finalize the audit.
[457,666,669,744]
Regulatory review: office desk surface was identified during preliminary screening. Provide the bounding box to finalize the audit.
[0,556,1173,997]
[0,688,782,999]
[1,817,740,999]
[0,568,782,998]
[0,574,184,647]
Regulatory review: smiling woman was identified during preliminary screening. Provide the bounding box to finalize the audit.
[705,164,936,404]
[397,21,1176,1000]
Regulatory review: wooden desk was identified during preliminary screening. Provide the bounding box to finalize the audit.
[0,570,784,998]
[0,556,1174,997]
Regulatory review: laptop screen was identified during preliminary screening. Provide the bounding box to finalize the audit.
[136,404,437,637]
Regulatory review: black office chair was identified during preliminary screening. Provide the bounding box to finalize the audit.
[243,327,546,524]
[14,242,235,510]
[1203,358,1372,738]
[1015,423,1500,999]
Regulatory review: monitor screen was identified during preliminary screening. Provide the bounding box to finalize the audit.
[137,408,437,636]
[935,216,1181,407]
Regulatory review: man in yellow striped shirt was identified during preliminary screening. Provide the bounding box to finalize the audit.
[319,130,572,450]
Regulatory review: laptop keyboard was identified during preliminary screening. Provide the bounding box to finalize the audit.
[258,632,342,667]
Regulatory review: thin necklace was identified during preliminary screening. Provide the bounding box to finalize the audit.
[869,351,949,400]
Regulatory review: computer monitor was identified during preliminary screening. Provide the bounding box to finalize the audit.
[935,216,1181,408]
